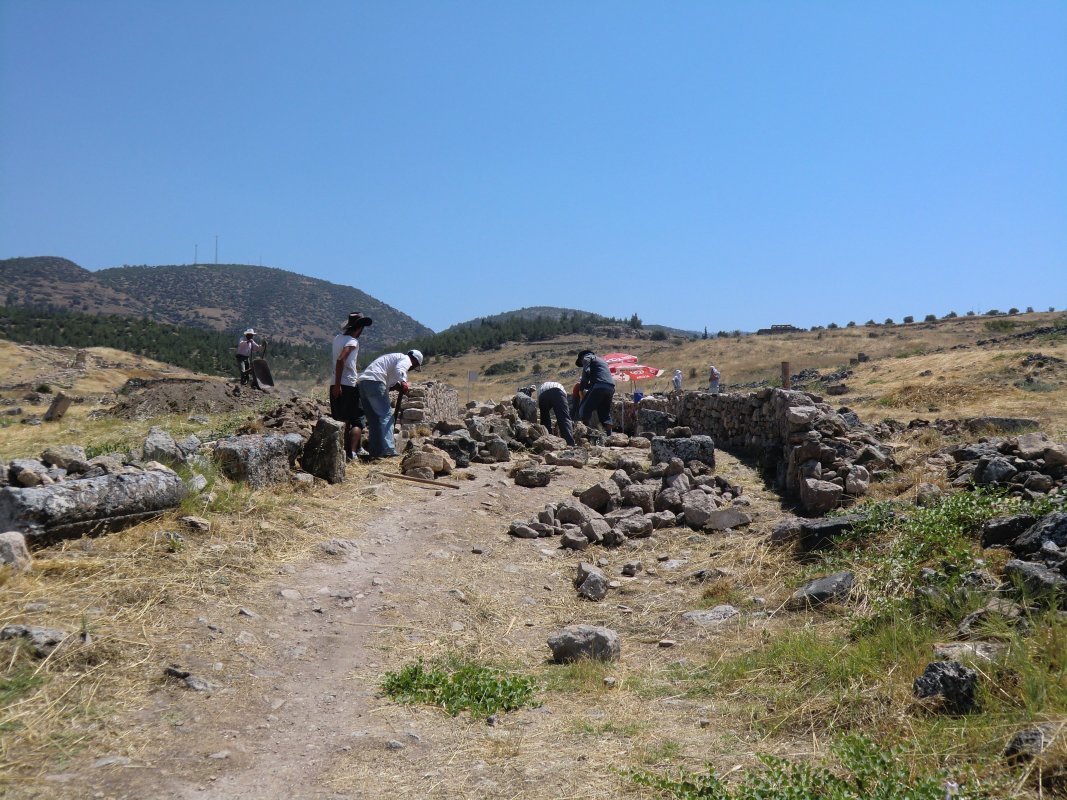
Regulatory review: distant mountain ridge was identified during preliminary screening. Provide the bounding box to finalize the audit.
[0,257,433,349]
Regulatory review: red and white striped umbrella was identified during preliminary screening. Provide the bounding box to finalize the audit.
[602,352,639,366]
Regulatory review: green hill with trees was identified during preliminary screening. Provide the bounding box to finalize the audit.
[0,257,432,349]
[0,306,329,382]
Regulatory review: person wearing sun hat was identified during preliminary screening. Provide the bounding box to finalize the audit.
[356,348,423,458]
[235,328,264,385]
[330,312,373,460]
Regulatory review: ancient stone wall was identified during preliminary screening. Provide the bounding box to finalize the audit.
[401,381,462,426]
[646,388,886,514]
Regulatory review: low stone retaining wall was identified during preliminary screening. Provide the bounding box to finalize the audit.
[637,388,889,514]
[400,381,461,425]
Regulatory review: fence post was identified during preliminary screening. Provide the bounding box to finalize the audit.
[781,361,791,390]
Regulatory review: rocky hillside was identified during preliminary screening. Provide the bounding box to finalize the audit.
[0,257,433,349]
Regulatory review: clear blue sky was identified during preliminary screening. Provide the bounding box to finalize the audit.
[2,1,1065,333]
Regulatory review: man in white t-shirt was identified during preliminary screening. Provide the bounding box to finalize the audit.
[330,312,372,460]
[357,349,423,457]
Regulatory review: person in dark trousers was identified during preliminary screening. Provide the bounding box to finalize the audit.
[575,349,615,434]
[536,380,575,446]
[235,328,264,385]
[330,312,372,460]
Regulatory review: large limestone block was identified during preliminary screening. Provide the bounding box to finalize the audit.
[143,427,184,465]
[0,470,186,543]
[214,435,292,489]
[301,417,346,484]
[800,478,843,515]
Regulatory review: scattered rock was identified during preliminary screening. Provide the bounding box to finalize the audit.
[0,624,68,656]
[514,465,552,488]
[143,427,184,465]
[0,531,32,572]
[547,625,620,663]
[790,572,854,607]
[681,605,740,626]
[913,661,978,713]
[1004,725,1058,762]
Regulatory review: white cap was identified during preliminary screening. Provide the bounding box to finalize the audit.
[244,328,256,335]
[407,349,424,367]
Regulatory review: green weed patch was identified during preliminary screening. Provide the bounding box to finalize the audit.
[628,735,988,799]
[380,657,538,718]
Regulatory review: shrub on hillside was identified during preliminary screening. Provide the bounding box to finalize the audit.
[483,359,524,376]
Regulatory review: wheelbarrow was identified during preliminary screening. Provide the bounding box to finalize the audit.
[250,357,275,390]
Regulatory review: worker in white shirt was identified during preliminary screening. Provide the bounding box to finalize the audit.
[235,328,264,385]
[330,312,372,460]
[537,380,575,446]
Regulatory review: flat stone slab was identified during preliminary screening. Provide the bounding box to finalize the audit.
[681,605,740,626]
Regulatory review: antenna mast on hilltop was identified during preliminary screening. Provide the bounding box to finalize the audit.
[215,235,219,264]
[194,244,198,265]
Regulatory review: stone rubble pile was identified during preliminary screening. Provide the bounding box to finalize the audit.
[874,415,1042,439]
[922,432,1067,499]
[244,396,329,438]
[421,394,649,472]
[979,512,1067,601]
[508,455,751,556]
[400,443,456,480]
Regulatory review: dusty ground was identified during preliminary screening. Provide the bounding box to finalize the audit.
[7,450,795,800]
[105,377,290,419]
[4,322,1065,799]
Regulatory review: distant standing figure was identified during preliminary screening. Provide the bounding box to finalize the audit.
[330,312,372,460]
[708,364,721,393]
[235,328,264,385]
[537,381,575,446]
[357,349,423,457]
[672,369,683,391]
[576,349,615,434]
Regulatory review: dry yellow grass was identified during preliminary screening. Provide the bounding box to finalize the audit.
[0,463,385,792]
[0,340,228,461]
[414,312,1067,437]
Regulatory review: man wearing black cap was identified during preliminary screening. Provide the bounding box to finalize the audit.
[575,349,615,435]
[330,312,372,460]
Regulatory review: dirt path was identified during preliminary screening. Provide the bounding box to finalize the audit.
[37,451,791,800]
